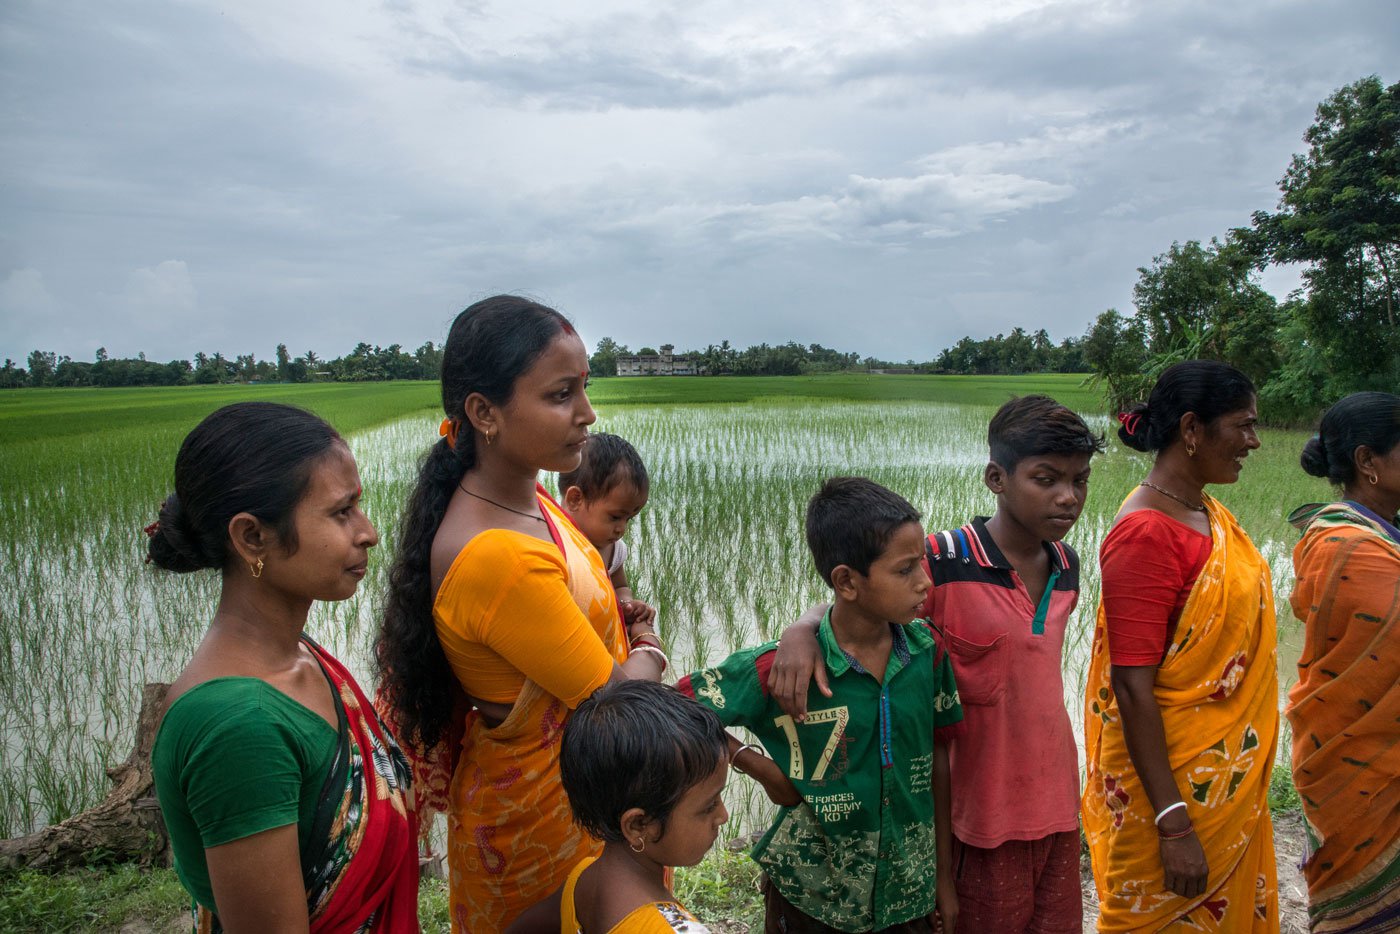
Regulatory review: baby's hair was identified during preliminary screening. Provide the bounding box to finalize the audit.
[988,395,1105,473]
[558,432,650,500]
[561,680,727,843]
[1301,391,1400,486]
[806,476,921,586]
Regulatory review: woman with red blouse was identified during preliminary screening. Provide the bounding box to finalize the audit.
[1083,360,1280,932]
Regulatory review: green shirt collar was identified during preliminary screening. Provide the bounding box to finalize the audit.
[819,607,930,682]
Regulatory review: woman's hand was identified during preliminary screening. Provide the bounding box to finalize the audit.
[1111,664,1212,899]
[1158,811,1209,898]
[767,605,831,721]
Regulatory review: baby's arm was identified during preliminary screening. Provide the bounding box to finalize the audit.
[612,558,656,628]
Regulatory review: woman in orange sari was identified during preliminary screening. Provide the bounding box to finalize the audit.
[1287,391,1400,932]
[374,297,791,933]
[1083,361,1279,932]
[373,297,665,932]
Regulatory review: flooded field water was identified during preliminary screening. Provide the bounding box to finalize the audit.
[0,399,1324,841]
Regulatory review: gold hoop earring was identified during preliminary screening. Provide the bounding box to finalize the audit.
[629,838,645,853]
[251,557,264,579]
[1369,473,1380,486]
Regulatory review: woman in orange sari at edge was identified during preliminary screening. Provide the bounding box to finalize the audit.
[1287,391,1400,932]
[374,296,791,933]
[1083,360,1279,932]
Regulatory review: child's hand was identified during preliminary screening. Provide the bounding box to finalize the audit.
[768,607,831,722]
[620,599,656,628]
[933,872,958,933]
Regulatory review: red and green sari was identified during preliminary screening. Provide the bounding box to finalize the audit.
[198,639,420,933]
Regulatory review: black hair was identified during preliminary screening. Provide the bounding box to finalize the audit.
[376,295,574,749]
[988,395,1105,472]
[1117,360,1256,453]
[1300,391,1400,486]
[560,680,728,843]
[147,402,343,572]
[557,432,650,500]
[805,476,921,586]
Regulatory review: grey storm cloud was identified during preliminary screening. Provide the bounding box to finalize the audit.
[2,0,1398,364]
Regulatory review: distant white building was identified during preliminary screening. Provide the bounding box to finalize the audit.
[616,344,700,376]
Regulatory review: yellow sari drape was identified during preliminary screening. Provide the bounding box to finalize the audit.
[1084,495,1279,932]
[446,494,627,933]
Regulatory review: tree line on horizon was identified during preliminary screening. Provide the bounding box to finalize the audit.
[2,328,1091,392]
[6,77,1393,425]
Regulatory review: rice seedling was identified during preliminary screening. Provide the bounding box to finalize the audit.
[0,378,1329,846]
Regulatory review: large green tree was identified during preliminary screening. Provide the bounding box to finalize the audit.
[587,336,628,377]
[1132,236,1279,388]
[1252,75,1400,412]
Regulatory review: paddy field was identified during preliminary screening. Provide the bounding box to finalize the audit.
[0,374,1327,847]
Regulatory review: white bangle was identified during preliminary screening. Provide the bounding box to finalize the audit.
[731,743,766,773]
[629,643,668,673]
[1154,801,1188,826]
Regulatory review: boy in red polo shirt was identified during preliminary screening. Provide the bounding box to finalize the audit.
[770,395,1104,933]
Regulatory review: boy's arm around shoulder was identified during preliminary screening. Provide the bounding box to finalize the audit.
[675,645,802,808]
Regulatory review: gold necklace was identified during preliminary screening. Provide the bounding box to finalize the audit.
[1139,480,1206,513]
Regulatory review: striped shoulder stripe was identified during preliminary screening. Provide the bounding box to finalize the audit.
[926,532,943,558]
[1051,540,1069,569]
[960,523,994,568]
[938,530,958,559]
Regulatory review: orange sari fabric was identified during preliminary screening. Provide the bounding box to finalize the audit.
[439,493,627,933]
[1286,503,1400,931]
[1084,496,1279,932]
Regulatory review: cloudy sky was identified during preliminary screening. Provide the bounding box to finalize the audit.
[2,0,1396,365]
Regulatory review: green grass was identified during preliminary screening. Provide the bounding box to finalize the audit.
[0,864,188,933]
[674,849,764,929]
[0,381,439,446]
[587,372,1103,410]
[0,866,454,933]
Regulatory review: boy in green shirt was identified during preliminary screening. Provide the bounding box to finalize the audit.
[677,477,962,933]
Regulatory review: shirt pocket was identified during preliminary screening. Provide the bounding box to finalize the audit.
[946,631,1008,706]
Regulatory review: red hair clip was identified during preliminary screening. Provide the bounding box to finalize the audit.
[1117,412,1142,436]
[143,520,160,538]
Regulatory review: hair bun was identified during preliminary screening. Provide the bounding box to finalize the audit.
[1117,403,1153,453]
[146,493,209,573]
[1299,436,1330,479]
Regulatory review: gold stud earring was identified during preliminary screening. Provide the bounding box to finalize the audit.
[251,557,264,579]
[1186,442,1196,457]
